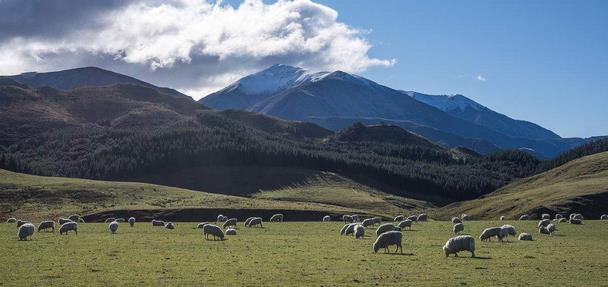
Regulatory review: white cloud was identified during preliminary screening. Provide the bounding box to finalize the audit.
[476,75,486,82]
[0,0,394,99]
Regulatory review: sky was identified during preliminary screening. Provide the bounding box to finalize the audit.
[0,0,606,137]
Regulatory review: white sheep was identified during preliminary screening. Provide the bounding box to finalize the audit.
[479,227,504,242]
[203,224,224,240]
[443,235,475,258]
[519,214,529,221]
[539,226,551,235]
[354,224,365,239]
[518,233,533,241]
[342,215,353,223]
[197,222,209,229]
[537,219,551,228]
[38,221,55,232]
[376,223,399,236]
[341,223,357,236]
[569,218,582,225]
[104,217,116,223]
[223,218,237,229]
[217,214,227,222]
[351,215,360,222]
[18,223,35,241]
[59,222,78,235]
[244,217,254,227]
[362,218,375,227]
[78,218,85,223]
[323,215,331,222]
[226,228,237,236]
[108,221,119,234]
[601,214,608,220]
[555,214,564,220]
[394,215,404,222]
[499,224,517,239]
[453,223,464,234]
[541,213,550,220]
[461,214,469,221]
[16,220,28,227]
[500,216,505,221]
[546,223,556,233]
[451,217,462,224]
[558,218,568,223]
[128,217,136,227]
[152,219,165,226]
[373,231,403,254]
[372,217,382,225]
[7,217,16,224]
[417,214,428,222]
[165,222,175,230]
[247,217,263,228]
[68,214,81,222]
[407,215,418,222]
[398,219,412,230]
[270,214,284,222]
[58,218,72,225]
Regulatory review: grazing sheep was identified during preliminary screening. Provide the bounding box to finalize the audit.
[59,222,78,235]
[68,214,81,222]
[104,217,116,223]
[342,215,353,223]
[244,217,255,227]
[203,224,224,241]
[558,218,568,223]
[165,222,175,230]
[226,228,237,236]
[394,215,404,222]
[461,214,469,221]
[38,221,55,232]
[500,216,505,221]
[16,220,28,228]
[18,223,35,241]
[362,218,375,227]
[223,218,237,229]
[270,214,284,222]
[109,221,119,234]
[247,217,263,228]
[500,225,517,239]
[128,217,136,227]
[152,220,165,226]
[407,215,418,222]
[372,231,403,254]
[541,214,550,220]
[519,214,529,221]
[398,219,413,230]
[453,223,464,235]
[78,218,85,223]
[354,224,365,239]
[351,215,360,222]
[376,223,399,236]
[417,214,428,222]
[372,217,382,225]
[601,214,608,220]
[518,233,533,241]
[323,215,331,222]
[555,214,564,220]
[197,222,209,229]
[58,218,72,225]
[569,218,582,225]
[479,227,504,242]
[539,226,551,235]
[546,223,556,233]
[451,217,462,224]
[443,235,475,258]
[573,214,584,220]
[341,223,357,236]
[7,217,16,224]
[537,219,551,228]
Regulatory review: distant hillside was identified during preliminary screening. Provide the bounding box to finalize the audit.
[334,122,436,148]
[436,151,608,219]
[540,138,608,171]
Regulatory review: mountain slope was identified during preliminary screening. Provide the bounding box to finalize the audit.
[334,122,436,148]
[435,151,608,219]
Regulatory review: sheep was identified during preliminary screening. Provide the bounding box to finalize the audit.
[519,214,529,221]
[244,217,254,227]
[351,215,360,222]
[398,219,413,230]
[247,217,263,228]
[569,218,582,225]
[104,217,116,223]
[38,221,55,232]
[223,218,237,229]
[128,217,136,227]
[59,222,78,235]
[546,223,556,233]
[539,226,551,235]
[108,221,119,234]
[341,223,357,236]
[152,219,165,226]
[407,215,418,222]
[417,214,428,222]
[323,215,331,222]
[78,218,85,223]
[16,220,28,228]
[203,224,224,241]
[558,218,568,223]
[362,218,375,227]
[68,214,81,222]
[443,235,475,258]
[500,216,505,221]
[165,222,175,230]
[570,213,584,220]
[197,222,209,229]
[217,214,227,222]
[453,223,464,235]
[18,223,35,241]
[537,219,551,228]
[354,224,365,239]
[376,223,400,236]
[518,233,533,241]
[394,215,404,222]
[226,228,237,236]
[500,224,517,239]
[373,231,403,254]
[270,214,284,222]
[479,227,504,242]
[461,214,469,221]
[342,215,353,223]
[372,217,382,225]
[555,214,564,220]
[58,218,72,225]
[451,217,462,224]
[541,213,550,220]
[7,217,16,224]
[601,214,608,220]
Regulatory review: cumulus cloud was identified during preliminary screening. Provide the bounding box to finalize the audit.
[0,0,394,98]
[476,75,486,82]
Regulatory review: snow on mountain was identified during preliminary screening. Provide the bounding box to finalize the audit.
[226,64,329,95]
[406,92,485,112]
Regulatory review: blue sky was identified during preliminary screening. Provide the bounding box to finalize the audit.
[316,0,608,138]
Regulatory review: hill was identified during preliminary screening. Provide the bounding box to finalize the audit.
[435,151,608,219]
[334,122,436,148]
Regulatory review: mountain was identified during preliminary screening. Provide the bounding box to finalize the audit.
[200,65,590,158]
[436,151,608,219]
[406,92,560,140]
[334,122,436,148]
[2,66,190,99]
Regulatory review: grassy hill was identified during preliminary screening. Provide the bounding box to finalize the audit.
[436,151,608,219]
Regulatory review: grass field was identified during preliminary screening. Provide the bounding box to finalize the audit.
[2,220,607,286]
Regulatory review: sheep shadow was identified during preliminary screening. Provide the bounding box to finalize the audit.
[380,252,415,256]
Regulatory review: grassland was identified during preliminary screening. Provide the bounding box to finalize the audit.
[1,220,607,286]
[436,151,608,219]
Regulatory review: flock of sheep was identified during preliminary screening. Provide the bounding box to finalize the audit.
[6,211,608,258]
